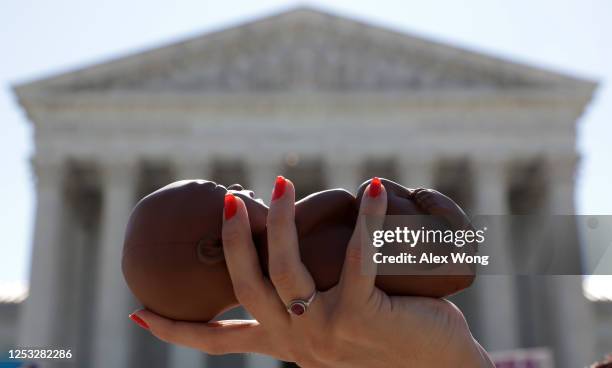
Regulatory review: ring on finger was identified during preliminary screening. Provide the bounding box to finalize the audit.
[286,290,317,316]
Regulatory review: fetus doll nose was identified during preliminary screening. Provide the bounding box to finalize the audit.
[227,183,244,191]
[227,184,255,199]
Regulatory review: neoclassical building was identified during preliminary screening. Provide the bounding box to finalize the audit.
[14,7,599,368]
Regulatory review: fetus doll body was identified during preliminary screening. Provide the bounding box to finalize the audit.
[122,178,475,322]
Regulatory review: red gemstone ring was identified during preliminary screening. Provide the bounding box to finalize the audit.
[286,290,317,316]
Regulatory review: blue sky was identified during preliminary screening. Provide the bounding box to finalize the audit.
[1,0,611,286]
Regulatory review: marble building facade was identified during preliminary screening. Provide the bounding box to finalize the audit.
[13,8,599,368]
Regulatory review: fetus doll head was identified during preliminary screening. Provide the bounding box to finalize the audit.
[122,180,267,321]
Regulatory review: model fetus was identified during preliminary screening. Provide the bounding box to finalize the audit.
[122,178,475,322]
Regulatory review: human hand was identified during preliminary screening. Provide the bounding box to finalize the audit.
[130,177,494,368]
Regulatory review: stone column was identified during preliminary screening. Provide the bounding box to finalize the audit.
[169,158,208,368]
[248,159,280,204]
[398,156,436,189]
[244,158,281,368]
[472,157,520,351]
[325,156,362,192]
[174,159,207,181]
[168,346,206,368]
[246,354,280,368]
[547,156,577,214]
[544,155,596,368]
[91,159,137,368]
[18,157,65,350]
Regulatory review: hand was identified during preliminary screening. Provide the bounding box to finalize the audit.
[131,178,494,368]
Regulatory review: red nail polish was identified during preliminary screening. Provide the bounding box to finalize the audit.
[271,176,287,201]
[369,177,382,198]
[129,313,149,330]
[224,193,237,220]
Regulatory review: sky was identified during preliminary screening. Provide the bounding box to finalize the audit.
[1,0,611,288]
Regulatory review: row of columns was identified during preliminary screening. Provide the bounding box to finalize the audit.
[20,154,590,368]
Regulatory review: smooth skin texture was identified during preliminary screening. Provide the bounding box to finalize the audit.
[131,179,494,368]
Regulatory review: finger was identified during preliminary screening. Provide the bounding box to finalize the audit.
[267,176,316,307]
[223,193,287,324]
[132,310,275,355]
[339,177,387,301]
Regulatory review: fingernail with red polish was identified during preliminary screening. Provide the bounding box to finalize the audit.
[129,313,149,330]
[271,176,287,201]
[224,193,237,220]
[369,177,382,198]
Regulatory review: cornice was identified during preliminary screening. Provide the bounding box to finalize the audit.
[17,88,595,125]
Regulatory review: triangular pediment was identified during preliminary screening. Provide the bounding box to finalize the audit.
[15,7,595,96]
